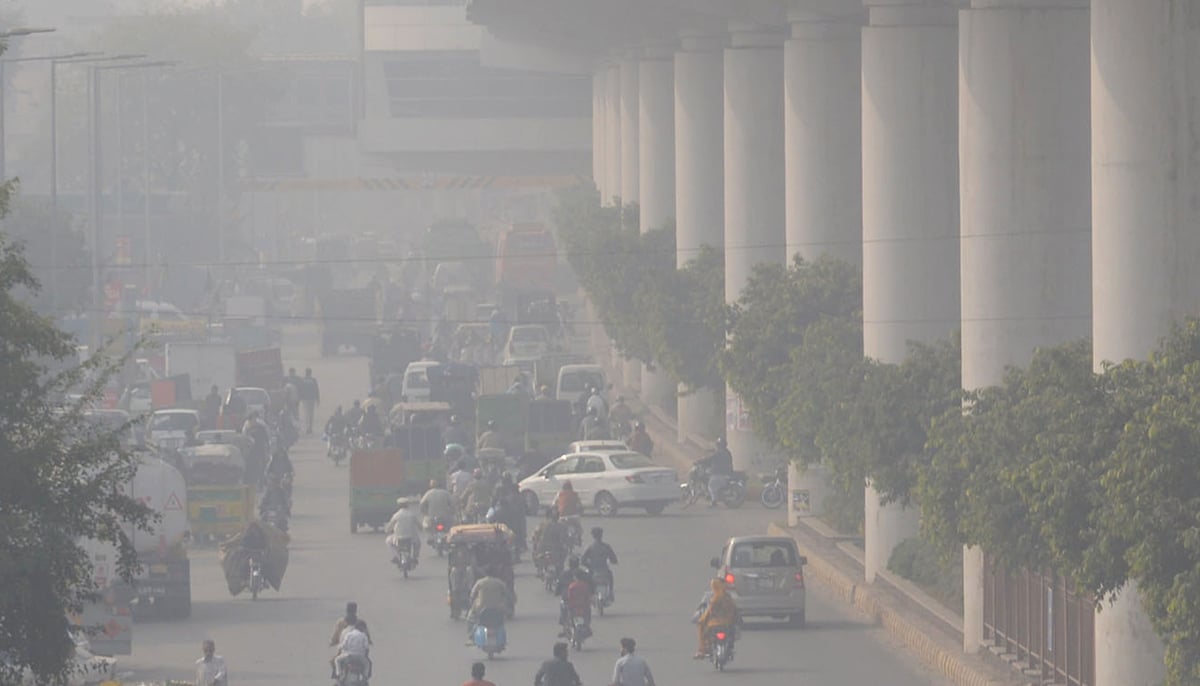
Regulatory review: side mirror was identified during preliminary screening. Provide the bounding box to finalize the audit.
[798,555,808,566]
[541,473,552,479]
[709,557,721,569]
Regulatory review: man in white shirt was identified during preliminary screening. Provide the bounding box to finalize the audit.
[419,479,455,530]
[611,637,655,686]
[195,639,228,686]
[334,620,371,679]
[385,497,423,564]
[586,387,608,417]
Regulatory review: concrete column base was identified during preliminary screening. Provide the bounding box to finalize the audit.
[677,386,718,443]
[962,545,984,653]
[788,461,829,525]
[1094,584,1166,686]
[864,483,919,583]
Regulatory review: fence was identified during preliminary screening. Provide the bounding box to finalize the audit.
[982,556,1095,686]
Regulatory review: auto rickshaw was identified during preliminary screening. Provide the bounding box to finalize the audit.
[446,523,516,620]
[180,443,255,545]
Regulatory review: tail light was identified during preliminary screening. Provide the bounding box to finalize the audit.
[794,571,805,589]
[624,474,644,483]
[715,631,727,641]
[724,572,735,587]
[436,523,445,531]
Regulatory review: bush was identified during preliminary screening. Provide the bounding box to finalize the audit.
[888,537,964,612]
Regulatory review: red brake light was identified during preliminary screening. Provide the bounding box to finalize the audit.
[794,571,805,589]
[436,523,445,531]
[715,631,727,641]
[724,573,735,586]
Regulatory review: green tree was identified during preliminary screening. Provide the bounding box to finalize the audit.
[0,229,154,682]
[638,245,725,392]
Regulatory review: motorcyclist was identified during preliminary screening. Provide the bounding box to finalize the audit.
[585,385,608,418]
[695,577,738,659]
[578,407,609,441]
[476,420,503,452]
[330,601,372,648]
[258,477,290,521]
[465,567,514,644]
[460,469,493,523]
[608,396,635,437]
[627,421,654,457]
[581,527,618,601]
[449,459,474,499]
[554,481,584,545]
[238,521,269,587]
[419,479,455,531]
[564,568,594,638]
[345,400,364,430]
[555,556,592,636]
[276,408,299,451]
[442,415,472,454]
[241,411,269,488]
[333,619,371,681]
[265,446,294,483]
[385,497,422,566]
[704,437,734,508]
[359,405,385,442]
[533,508,568,577]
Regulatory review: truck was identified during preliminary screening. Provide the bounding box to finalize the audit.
[349,449,405,533]
[235,348,284,391]
[495,224,557,295]
[224,295,268,327]
[165,342,237,397]
[125,456,191,619]
[74,538,135,657]
[316,288,377,356]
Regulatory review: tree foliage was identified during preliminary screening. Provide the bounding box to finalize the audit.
[0,198,154,682]
[637,245,725,391]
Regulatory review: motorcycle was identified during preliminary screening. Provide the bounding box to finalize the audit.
[391,538,416,579]
[336,654,370,685]
[261,507,289,533]
[759,464,787,509]
[563,515,582,551]
[708,625,736,671]
[680,463,747,509]
[427,518,449,557]
[538,550,565,592]
[247,555,266,601]
[472,607,507,658]
[566,607,592,651]
[327,432,349,466]
[590,567,614,616]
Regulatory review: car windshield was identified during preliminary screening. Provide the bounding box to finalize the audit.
[151,413,197,432]
[731,541,798,568]
[610,453,654,469]
[511,327,546,343]
[561,371,602,392]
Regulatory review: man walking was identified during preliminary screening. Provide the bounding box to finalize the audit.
[194,639,228,686]
[611,637,655,686]
[299,368,321,435]
[461,661,496,686]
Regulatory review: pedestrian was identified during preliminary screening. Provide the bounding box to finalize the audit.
[611,637,655,686]
[194,639,228,686]
[461,661,497,686]
[299,367,321,435]
[534,641,582,686]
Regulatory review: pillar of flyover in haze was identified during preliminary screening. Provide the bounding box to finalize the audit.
[618,50,642,391]
[637,44,675,409]
[859,0,960,583]
[723,22,785,472]
[673,30,724,444]
[1091,1,1199,683]
[957,0,1093,656]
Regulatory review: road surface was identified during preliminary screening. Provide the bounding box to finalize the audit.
[118,329,949,686]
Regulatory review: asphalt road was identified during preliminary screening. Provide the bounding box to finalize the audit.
[118,332,949,686]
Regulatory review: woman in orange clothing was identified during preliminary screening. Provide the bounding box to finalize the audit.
[695,577,738,658]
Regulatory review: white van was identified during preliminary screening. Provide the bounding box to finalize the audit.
[400,360,440,403]
[556,364,606,407]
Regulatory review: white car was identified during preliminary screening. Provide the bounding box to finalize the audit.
[505,324,549,362]
[568,440,627,453]
[148,408,199,451]
[519,450,677,517]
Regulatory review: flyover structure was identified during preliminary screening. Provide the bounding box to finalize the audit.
[465,1,1200,684]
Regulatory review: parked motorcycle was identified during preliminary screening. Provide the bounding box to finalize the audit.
[759,464,787,510]
[708,625,735,671]
[472,607,507,658]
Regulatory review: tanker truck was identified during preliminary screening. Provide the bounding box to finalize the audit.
[124,456,191,619]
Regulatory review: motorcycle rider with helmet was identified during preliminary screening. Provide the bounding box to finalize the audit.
[581,527,618,601]
[702,437,734,508]
[385,497,422,566]
[578,407,609,441]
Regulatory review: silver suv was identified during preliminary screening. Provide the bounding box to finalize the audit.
[710,535,808,627]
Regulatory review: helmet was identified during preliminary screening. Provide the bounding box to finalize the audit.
[716,436,726,449]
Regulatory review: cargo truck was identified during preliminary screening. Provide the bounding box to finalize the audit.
[125,456,191,620]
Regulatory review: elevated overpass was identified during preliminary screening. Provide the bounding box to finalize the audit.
[463,2,1200,685]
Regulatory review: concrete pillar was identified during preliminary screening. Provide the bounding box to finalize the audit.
[603,63,622,206]
[638,48,676,408]
[618,52,642,390]
[785,4,863,265]
[958,0,1092,653]
[1091,0,1196,682]
[860,0,961,585]
[674,31,725,444]
[724,23,785,471]
[592,67,607,197]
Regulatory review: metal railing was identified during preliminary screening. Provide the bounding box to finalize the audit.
[983,556,1095,686]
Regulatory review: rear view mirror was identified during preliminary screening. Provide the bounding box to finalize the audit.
[709,557,721,569]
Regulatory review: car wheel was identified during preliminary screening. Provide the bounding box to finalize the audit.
[523,490,540,515]
[595,492,618,517]
[789,610,806,628]
[645,503,666,515]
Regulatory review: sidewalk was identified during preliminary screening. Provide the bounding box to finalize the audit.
[612,372,1030,686]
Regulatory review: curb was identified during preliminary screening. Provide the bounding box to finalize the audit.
[768,523,1005,686]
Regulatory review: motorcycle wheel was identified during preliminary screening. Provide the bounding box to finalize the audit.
[761,482,785,509]
[722,483,747,509]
